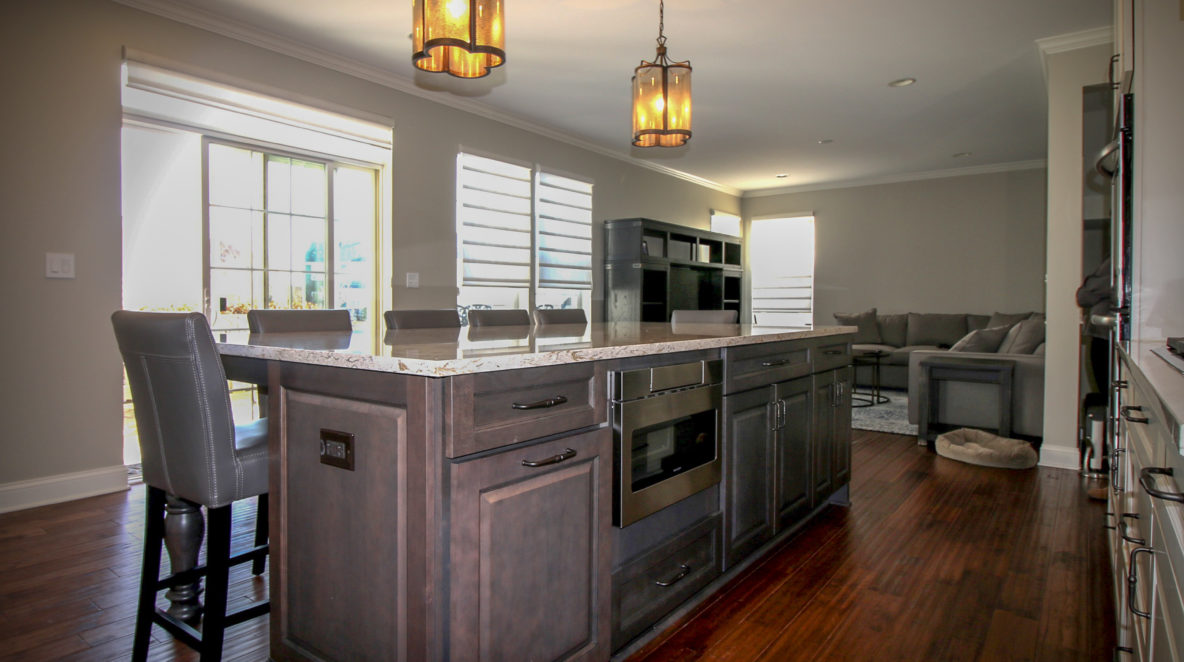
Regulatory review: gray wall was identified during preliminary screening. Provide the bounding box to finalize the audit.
[742,168,1048,326]
[0,0,738,496]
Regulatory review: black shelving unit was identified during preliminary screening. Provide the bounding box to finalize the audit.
[603,218,743,322]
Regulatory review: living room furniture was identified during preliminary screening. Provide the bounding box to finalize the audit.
[851,350,888,407]
[112,311,270,662]
[671,309,739,324]
[908,349,1044,439]
[468,308,531,326]
[603,218,742,322]
[385,309,462,329]
[918,355,1014,450]
[535,308,588,325]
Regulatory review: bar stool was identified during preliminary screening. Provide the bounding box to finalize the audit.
[468,308,531,327]
[670,309,738,323]
[384,308,461,330]
[246,308,352,333]
[534,308,587,325]
[112,311,270,662]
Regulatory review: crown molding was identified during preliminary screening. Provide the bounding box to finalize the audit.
[742,159,1047,198]
[110,0,741,197]
[1035,26,1113,56]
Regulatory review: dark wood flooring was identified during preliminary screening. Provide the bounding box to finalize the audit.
[0,431,1114,661]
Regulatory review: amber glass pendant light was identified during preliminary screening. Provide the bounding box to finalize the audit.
[632,0,692,147]
[412,0,505,78]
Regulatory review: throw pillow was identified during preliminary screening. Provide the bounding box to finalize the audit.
[833,308,880,344]
[987,312,1032,329]
[906,313,968,347]
[949,325,1012,353]
[877,313,908,347]
[998,318,1045,354]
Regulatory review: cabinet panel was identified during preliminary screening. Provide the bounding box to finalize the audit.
[449,429,612,662]
[723,340,811,395]
[775,377,813,529]
[812,371,836,504]
[722,386,775,567]
[832,367,853,489]
[446,362,606,457]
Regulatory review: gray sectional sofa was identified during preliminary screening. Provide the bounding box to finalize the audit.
[834,309,1046,438]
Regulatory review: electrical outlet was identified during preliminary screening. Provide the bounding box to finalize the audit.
[319,429,355,471]
[45,253,75,279]
[406,272,420,288]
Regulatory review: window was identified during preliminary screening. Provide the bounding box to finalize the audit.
[456,153,593,321]
[710,209,742,237]
[749,215,815,327]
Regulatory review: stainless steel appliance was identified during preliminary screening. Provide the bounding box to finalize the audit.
[611,360,722,527]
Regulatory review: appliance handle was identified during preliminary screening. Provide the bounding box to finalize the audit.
[1095,140,1119,177]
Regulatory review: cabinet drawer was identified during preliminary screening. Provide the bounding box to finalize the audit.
[446,362,607,457]
[813,338,852,372]
[723,340,811,394]
[611,515,722,651]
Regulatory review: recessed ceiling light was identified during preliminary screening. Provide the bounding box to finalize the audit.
[952,151,972,158]
[888,77,917,87]
[775,173,789,179]
[817,138,834,144]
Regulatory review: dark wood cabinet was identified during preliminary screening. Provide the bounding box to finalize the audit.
[721,386,776,566]
[604,218,742,323]
[448,428,612,662]
[774,376,813,528]
[812,367,852,506]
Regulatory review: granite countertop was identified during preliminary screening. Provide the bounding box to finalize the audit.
[216,322,856,377]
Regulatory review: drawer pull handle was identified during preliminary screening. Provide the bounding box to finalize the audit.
[521,448,577,468]
[1128,547,1153,619]
[1139,467,1184,502]
[761,359,791,367]
[512,395,568,410]
[1120,405,1149,424]
[823,349,843,355]
[1104,511,1116,531]
[654,564,692,587]
[1119,514,1145,545]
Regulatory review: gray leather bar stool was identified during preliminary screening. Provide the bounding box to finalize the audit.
[670,309,738,323]
[534,308,587,325]
[384,308,461,330]
[246,308,352,333]
[112,311,270,662]
[468,308,530,327]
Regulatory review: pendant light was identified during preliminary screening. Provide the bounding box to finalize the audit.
[632,0,692,147]
[412,0,505,79]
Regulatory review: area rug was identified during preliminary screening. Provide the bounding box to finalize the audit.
[850,389,918,437]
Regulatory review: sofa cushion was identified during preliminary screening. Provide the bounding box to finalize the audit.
[987,312,1032,329]
[853,343,895,355]
[834,308,880,344]
[906,313,968,348]
[877,313,908,347]
[950,325,1011,353]
[966,315,990,332]
[887,345,941,366]
[997,317,1045,354]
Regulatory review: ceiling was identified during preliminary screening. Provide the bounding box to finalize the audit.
[117,0,1113,195]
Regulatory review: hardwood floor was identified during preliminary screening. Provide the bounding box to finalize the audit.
[0,431,1114,661]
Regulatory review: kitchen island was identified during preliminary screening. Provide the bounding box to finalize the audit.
[215,322,855,662]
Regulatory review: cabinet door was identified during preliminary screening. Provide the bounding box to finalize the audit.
[811,370,836,505]
[449,428,611,662]
[721,386,775,567]
[774,376,813,530]
[831,367,853,489]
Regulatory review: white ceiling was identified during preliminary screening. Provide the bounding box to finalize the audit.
[117,0,1113,194]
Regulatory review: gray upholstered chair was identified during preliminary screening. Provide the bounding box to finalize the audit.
[246,308,351,333]
[534,308,587,325]
[384,309,461,330]
[468,308,531,327]
[112,311,270,662]
[670,309,738,323]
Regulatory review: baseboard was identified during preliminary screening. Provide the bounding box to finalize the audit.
[1037,444,1080,471]
[0,466,129,514]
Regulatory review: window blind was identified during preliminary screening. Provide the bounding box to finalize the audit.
[535,172,593,292]
[750,216,814,327]
[457,153,533,289]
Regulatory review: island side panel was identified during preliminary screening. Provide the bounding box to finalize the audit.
[268,362,437,662]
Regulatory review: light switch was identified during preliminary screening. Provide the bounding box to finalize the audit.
[406,272,420,288]
[45,253,75,279]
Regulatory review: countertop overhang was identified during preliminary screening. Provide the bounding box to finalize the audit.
[216,322,856,377]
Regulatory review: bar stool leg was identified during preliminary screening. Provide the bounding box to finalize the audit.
[132,487,166,662]
[252,494,268,576]
[201,505,233,662]
[164,494,205,623]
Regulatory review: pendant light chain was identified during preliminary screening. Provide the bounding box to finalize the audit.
[657,0,666,47]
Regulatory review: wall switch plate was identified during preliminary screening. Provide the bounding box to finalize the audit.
[45,253,75,279]
[406,272,420,288]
